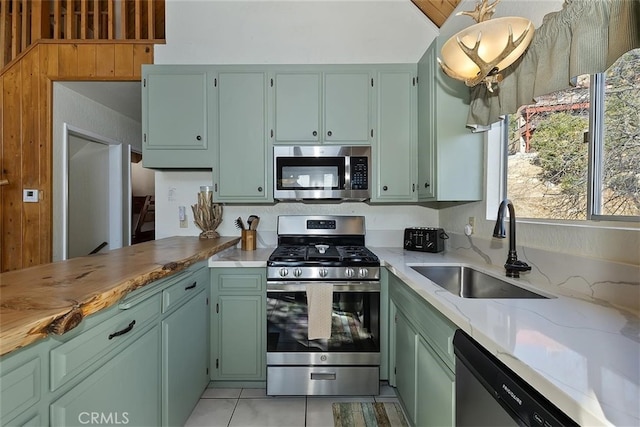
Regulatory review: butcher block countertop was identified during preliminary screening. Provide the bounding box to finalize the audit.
[0,236,240,356]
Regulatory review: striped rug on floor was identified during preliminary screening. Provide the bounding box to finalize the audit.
[332,402,409,427]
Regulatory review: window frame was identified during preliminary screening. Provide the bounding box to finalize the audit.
[498,70,639,224]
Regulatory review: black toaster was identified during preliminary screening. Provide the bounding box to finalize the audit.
[403,227,446,253]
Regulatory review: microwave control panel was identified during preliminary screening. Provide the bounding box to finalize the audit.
[350,156,369,190]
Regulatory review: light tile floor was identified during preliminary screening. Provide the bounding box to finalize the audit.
[185,382,400,427]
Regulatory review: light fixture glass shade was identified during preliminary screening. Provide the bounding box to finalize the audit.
[440,16,534,88]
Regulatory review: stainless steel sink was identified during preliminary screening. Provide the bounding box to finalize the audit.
[410,265,549,299]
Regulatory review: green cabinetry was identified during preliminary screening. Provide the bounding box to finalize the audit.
[388,270,456,427]
[372,67,417,202]
[50,324,161,427]
[161,265,210,426]
[210,268,266,385]
[272,69,372,145]
[416,40,484,202]
[142,65,216,168]
[214,71,271,202]
[1,261,211,427]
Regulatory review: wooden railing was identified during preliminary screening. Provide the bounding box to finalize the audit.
[1,0,165,68]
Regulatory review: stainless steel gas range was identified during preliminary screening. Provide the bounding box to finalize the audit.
[266,215,380,396]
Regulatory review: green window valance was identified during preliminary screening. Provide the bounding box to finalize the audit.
[466,0,640,127]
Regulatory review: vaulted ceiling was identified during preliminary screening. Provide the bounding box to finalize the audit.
[411,0,462,27]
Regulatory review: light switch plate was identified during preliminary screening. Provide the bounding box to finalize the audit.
[23,189,39,202]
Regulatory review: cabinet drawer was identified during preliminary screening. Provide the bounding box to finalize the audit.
[162,266,209,313]
[217,273,263,292]
[50,294,160,391]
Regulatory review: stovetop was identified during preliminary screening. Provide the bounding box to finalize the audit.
[267,215,380,281]
[268,244,379,264]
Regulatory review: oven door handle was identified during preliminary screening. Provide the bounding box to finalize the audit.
[266,282,380,292]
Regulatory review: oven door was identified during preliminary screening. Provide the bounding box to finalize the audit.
[266,281,380,365]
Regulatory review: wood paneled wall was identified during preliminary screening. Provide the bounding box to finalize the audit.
[0,41,154,272]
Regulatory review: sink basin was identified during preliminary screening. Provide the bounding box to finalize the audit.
[410,265,549,299]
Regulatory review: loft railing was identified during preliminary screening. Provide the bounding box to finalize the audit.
[1,0,165,69]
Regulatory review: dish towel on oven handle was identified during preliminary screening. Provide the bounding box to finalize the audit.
[306,283,333,340]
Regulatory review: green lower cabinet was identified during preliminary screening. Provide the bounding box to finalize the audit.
[162,288,209,426]
[49,324,161,427]
[389,270,456,427]
[416,335,455,427]
[211,268,266,383]
[394,311,418,423]
[0,340,49,427]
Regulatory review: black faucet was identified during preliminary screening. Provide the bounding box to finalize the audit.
[493,199,531,278]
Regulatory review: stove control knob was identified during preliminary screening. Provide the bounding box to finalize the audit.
[319,268,328,278]
[345,267,355,278]
[293,268,302,278]
[279,268,289,277]
[358,268,369,278]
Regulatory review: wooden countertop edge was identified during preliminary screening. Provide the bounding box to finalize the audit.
[0,236,241,357]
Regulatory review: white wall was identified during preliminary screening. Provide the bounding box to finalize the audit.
[53,83,142,261]
[153,0,440,243]
[156,0,438,64]
[154,170,438,247]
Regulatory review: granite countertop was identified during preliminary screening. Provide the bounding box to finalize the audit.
[209,246,639,426]
[0,236,240,356]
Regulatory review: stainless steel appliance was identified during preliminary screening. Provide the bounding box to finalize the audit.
[266,215,380,396]
[273,146,371,201]
[454,330,578,427]
[403,227,447,253]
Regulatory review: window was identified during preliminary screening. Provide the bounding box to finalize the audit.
[506,49,640,221]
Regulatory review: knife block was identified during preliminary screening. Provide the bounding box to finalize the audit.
[241,230,256,251]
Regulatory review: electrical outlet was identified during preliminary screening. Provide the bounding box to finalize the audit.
[179,206,188,228]
[466,216,475,235]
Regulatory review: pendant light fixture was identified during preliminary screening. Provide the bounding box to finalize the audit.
[438,0,534,92]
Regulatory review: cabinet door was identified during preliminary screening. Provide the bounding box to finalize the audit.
[417,45,436,200]
[212,294,265,381]
[215,71,271,202]
[273,72,321,143]
[142,67,212,168]
[416,336,455,427]
[394,311,417,425]
[50,325,161,427]
[324,72,371,144]
[373,70,416,202]
[162,288,209,427]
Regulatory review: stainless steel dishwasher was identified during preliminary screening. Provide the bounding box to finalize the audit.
[453,330,578,427]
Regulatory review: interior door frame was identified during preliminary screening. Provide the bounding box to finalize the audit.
[61,123,131,260]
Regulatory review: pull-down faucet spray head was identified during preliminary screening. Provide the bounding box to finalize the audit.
[493,199,531,278]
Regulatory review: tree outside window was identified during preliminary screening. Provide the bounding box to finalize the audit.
[507,49,640,221]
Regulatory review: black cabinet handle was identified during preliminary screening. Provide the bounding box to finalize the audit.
[425,182,430,188]
[258,186,263,192]
[383,185,388,191]
[412,184,415,192]
[196,135,202,141]
[312,131,317,137]
[327,131,333,137]
[108,320,136,340]
[185,282,196,290]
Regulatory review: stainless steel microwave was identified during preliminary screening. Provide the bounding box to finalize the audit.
[274,146,371,201]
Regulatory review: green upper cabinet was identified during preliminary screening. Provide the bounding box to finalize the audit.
[273,72,321,143]
[214,70,272,203]
[371,67,417,202]
[323,71,372,144]
[142,65,215,168]
[417,47,436,200]
[417,40,484,202]
[272,68,372,145]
